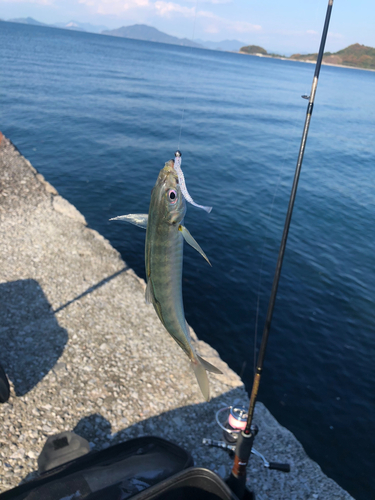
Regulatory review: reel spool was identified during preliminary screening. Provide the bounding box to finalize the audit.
[216,405,248,444]
[211,404,290,473]
[203,403,290,473]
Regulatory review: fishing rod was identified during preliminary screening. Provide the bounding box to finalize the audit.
[226,1,334,497]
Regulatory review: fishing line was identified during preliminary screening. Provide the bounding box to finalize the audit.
[228,3,335,497]
[253,119,301,375]
[253,0,325,375]
[253,185,281,375]
[177,105,186,152]
[176,0,199,151]
[173,0,213,213]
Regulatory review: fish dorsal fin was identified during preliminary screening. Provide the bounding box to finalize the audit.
[110,214,148,229]
[179,225,211,266]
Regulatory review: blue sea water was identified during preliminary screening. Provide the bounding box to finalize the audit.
[1,21,374,499]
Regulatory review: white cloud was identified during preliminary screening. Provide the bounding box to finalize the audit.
[76,0,260,35]
[1,0,53,4]
[154,3,261,34]
[195,9,261,34]
[2,0,260,39]
[184,0,232,4]
[78,0,149,15]
[328,32,344,39]
[154,1,195,18]
[229,20,261,33]
[305,30,343,40]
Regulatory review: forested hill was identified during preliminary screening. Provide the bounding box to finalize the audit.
[240,43,375,70]
[290,44,375,70]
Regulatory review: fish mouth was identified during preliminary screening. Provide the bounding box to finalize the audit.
[158,160,178,188]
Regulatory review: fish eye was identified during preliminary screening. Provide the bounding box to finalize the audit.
[168,189,177,203]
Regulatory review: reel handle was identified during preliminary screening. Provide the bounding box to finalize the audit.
[268,462,290,473]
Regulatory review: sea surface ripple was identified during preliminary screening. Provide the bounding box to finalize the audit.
[1,21,374,500]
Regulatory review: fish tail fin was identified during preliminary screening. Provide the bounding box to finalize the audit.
[192,359,210,402]
[197,355,223,375]
[192,356,223,401]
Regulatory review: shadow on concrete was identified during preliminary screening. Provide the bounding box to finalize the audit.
[68,390,243,458]
[53,266,128,314]
[17,388,245,489]
[0,279,69,397]
[0,267,129,397]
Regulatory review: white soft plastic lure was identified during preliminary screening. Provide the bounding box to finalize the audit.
[173,151,212,213]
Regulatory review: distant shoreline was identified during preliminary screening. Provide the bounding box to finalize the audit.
[238,51,375,73]
[3,18,375,73]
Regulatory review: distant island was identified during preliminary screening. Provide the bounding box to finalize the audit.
[240,43,375,71]
[2,17,245,51]
[5,16,112,34]
[3,17,374,71]
[7,16,47,27]
[290,43,375,70]
[102,24,202,49]
[239,45,268,56]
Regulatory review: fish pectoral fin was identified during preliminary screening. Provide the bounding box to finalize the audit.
[197,355,223,374]
[109,214,148,229]
[179,225,211,266]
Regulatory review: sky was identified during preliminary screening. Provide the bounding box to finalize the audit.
[0,0,374,54]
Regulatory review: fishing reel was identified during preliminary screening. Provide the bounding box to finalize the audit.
[203,404,290,473]
[216,405,250,445]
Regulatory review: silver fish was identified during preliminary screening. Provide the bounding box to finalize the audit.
[111,160,221,400]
